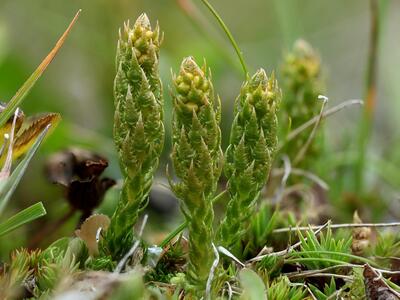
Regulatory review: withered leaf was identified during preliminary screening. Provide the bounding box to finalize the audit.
[75,214,110,256]
[46,148,108,185]
[0,103,25,139]
[12,113,61,160]
[45,148,116,224]
[74,156,108,179]
[68,177,115,215]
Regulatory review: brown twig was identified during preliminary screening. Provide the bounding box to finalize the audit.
[28,208,76,248]
[293,95,328,165]
[284,264,354,279]
[279,99,363,151]
[247,221,330,263]
[272,222,400,234]
[272,167,329,190]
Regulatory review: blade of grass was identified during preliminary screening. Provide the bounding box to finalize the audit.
[285,257,350,266]
[354,0,388,192]
[290,250,377,266]
[159,221,187,248]
[0,124,51,214]
[0,10,81,128]
[0,202,46,237]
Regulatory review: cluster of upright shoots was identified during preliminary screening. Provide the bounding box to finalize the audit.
[100,13,282,296]
[4,5,400,300]
[4,6,399,300]
[12,12,328,299]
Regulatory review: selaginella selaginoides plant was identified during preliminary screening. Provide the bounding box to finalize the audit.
[170,57,222,291]
[281,39,324,167]
[103,13,164,260]
[218,69,281,255]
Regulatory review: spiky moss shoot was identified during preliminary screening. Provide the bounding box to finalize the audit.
[218,69,281,255]
[281,39,325,166]
[170,57,222,292]
[103,14,164,261]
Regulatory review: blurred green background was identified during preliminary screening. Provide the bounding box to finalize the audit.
[0,0,399,255]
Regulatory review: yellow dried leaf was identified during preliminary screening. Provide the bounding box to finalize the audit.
[75,214,110,256]
[0,104,25,140]
[12,113,61,160]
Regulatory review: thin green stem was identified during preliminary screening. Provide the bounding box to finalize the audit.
[175,0,243,75]
[199,0,248,79]
[211,189,228,203]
